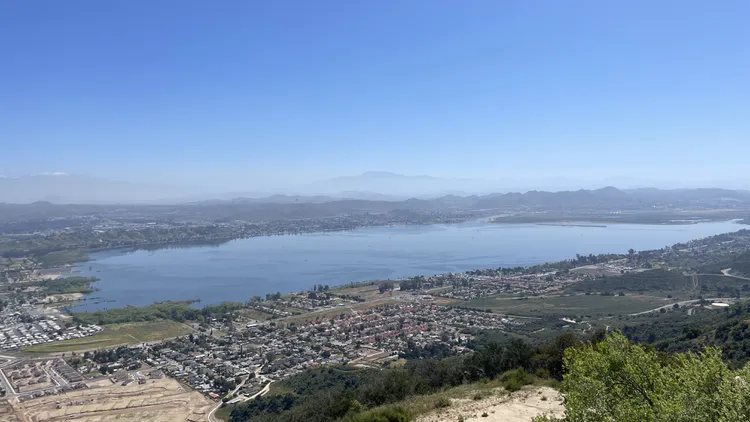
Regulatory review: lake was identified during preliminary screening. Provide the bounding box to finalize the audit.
[71,219,743,311]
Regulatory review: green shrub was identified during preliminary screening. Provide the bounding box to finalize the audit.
[346,405,412,422]
[500,368,529,384]
[535,368,550,379]
[435,397,451,408]
[500,368,531,392]
[504,378,522,392]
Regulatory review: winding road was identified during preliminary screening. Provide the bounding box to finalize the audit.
[207,367,272,422]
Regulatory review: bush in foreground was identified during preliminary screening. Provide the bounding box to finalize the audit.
[341,405,412,422]
[534,332,750,422]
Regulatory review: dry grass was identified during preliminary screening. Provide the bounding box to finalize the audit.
[22,320,193,354]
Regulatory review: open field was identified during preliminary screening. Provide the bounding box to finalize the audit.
[330,281,387,300]
[461,294,670,318]
[5,376,213,422]
[21,320,193,354]
[236,308,274,322]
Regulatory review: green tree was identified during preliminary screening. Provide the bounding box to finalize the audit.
[534,332,750,422]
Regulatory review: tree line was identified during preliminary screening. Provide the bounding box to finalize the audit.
[71,300,244,325]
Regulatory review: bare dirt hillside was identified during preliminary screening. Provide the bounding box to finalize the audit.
[417,386,564,422]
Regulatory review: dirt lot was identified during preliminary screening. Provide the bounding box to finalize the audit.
[0,399,20,422]
[6,377,214,422]
[417,387,564,422]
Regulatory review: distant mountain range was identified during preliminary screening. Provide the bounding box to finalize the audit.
[302,171,493,199]
[1,172,750,205]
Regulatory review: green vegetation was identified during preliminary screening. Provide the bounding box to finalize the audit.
[72,300,244,325]
[489,210,740,225]
[700,250,750,277]
[22,320,192,353]
[237,308,274,321]
[569,269,691,294]
[533,332,750,422]
[466,252,625,277]
[29,276,99,294]
[340,406,412,422]
[461,293,666,318]
[224,326,750,421]
[622,300,750,368]
[695,274,746,297]
[35,249,89,266]
[228,334,575,422]
[499,368,532,392]
[0,226,240,259]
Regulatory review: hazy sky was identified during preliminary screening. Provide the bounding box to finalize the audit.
[2,1,749,189]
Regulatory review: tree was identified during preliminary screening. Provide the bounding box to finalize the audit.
[533,332,750,421]
[378,283,393,294]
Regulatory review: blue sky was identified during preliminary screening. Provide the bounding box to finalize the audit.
[2,1,749,189]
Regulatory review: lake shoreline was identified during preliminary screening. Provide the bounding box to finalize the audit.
[65,220,744,312]
[534,222,608,228]
[49,217,745,268]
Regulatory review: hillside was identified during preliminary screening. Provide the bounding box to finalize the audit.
[699,250,750,277]
[220,329,750,421]
[567,269,692,294]
[224,334,575,422]
[622,299,750,367]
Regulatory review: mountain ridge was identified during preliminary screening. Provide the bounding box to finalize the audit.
[3,172,750,205]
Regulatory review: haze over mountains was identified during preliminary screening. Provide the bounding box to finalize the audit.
[2,172,750,205]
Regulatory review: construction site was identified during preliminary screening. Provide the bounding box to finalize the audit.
[3,376,214,422]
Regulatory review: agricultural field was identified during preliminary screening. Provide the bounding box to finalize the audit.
[21,320,193,354]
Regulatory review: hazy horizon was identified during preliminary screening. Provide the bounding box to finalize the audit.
[2,171,750,205]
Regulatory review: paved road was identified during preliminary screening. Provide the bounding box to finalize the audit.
[707,269,750,281]
[207,367,270,422]
[0,356,72,398]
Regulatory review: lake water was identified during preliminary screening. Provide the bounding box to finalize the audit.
[71,220,743,311]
